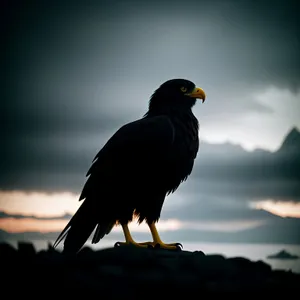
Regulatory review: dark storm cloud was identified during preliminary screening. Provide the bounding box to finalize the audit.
[177,129,300,203]
[203,0,300,91]
[161,182,299,223]
[1,0,299,201]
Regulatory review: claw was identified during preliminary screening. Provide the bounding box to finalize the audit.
[175,244,182,251]
[150,242,182,251]
[156,242,183,250]
[114,242,121,248]
[175,243,183,249]
[113,241,150,249]
[114,240,182,251]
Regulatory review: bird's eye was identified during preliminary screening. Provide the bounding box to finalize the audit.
[180,87,187,93]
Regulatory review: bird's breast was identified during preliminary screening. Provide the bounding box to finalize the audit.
[171,112,199,159]
[162,113,199,192]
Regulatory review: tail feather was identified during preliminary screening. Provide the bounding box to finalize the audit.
[62,217,97,254]
[53,199,115,254]
[92,221,114,244]
[53,199,97,254]
[52,221,72,249]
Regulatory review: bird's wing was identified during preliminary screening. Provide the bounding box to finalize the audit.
[79,115,175,201]
[53,116,175,250]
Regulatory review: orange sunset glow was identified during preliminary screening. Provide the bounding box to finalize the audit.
[251,200,300,218]
[0,218,69,233]
[0,216,266,234]
[0,190,81,217]
[1,191,300,234]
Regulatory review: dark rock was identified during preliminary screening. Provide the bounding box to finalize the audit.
[17,241,36,257]
[0,242,17,258]
[0,241,299,295]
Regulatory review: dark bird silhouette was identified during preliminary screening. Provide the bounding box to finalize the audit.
[53,79,206,254]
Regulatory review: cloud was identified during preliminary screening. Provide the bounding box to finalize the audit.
[251,200,300,218]
[2,210,300,244]
[1,0,299,209]
[0,191,81,217]
[1,127,299,202]
[162,191,273,221]
[199,86,300,152]
[0,211,71,220]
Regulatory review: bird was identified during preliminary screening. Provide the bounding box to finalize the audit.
[53,78,206,254]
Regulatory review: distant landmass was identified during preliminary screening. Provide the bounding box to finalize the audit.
[267,249,299,260]
[196,126,300,182]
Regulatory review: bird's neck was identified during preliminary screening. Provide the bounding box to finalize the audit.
[145,93,197,117]
[143,95,199,133]
[144,105,196,122]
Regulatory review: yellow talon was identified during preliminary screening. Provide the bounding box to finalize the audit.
[148,222,182,250]
[114,241,150,248]
[115,223,182,250]
[138,241,181,250]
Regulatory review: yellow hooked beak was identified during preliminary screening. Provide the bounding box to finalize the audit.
[187,87,206,103]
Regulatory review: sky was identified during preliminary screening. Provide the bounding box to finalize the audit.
[1,0,300,242]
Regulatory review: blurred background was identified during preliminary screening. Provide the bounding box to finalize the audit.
[1,0,300,272]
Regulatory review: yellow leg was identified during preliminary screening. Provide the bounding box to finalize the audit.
[114,223,182,250]
[114,224,150,248]
[150,222,182,249]
[139,222,182,250]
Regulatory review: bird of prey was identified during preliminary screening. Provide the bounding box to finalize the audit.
[53,79,206,254]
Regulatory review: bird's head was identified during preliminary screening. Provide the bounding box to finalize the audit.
[148,79,206,113]
[158,79,206,103]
